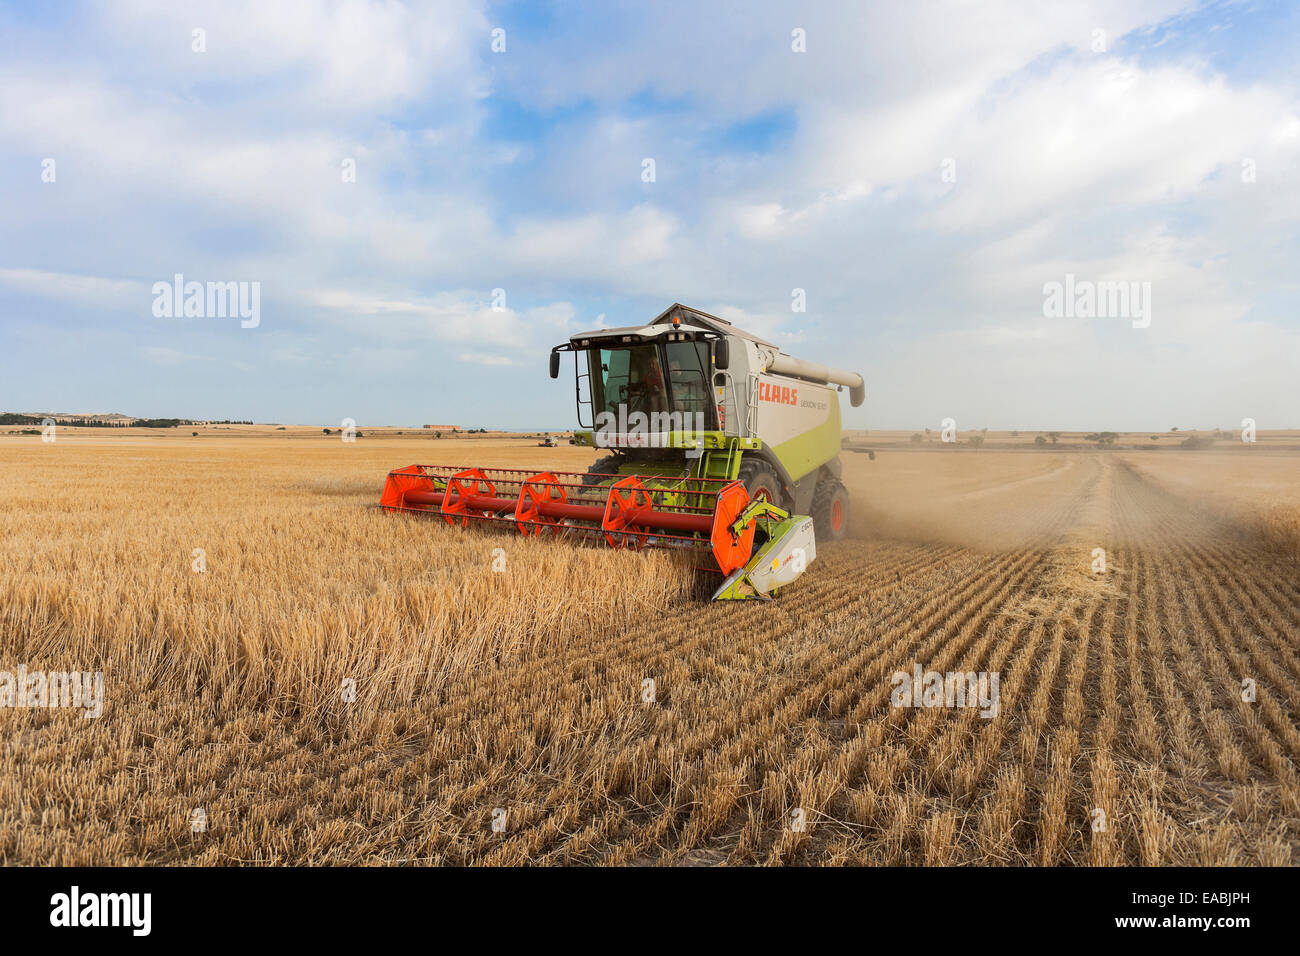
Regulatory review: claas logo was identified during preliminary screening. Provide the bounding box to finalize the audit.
[759,381,797,405]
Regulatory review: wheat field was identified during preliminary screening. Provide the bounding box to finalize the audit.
[1,432,1298,865]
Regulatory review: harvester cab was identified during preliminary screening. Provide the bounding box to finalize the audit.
[381,303,864,600]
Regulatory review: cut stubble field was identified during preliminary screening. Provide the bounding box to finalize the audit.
[2,434,1298,865]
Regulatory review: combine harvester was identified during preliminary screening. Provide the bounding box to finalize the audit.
[380,304,865,600]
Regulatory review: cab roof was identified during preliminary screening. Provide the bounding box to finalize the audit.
[567,302,777,348]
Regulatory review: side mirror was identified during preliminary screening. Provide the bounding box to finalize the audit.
[713,339,730,371]
[548,351,561,379]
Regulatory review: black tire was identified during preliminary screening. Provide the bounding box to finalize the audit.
[812,479,850,541]
[738,458,784,508]
[582,454,625,487]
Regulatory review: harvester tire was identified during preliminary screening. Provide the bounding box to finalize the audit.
[738,459,784,509]
[812,479,850,541]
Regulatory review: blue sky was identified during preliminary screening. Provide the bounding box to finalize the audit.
[1,0,1297,430]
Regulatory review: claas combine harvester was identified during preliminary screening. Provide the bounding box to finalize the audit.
[380,303,865,600]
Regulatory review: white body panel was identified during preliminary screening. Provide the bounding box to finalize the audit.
[742,517,817,596]
[752,372,834,447]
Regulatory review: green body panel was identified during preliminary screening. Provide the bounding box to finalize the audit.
[767,390,843,483]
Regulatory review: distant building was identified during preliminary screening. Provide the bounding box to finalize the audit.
[423,425,460,432]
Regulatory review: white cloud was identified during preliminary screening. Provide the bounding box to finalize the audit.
[309,289,576,353]
[0,268,148,309]
[102,0,490,112]
[458,352,517,366]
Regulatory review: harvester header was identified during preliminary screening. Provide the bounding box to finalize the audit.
[380,463,814,599]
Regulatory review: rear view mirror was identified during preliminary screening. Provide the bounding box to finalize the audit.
[713,339,730,371]
[549,351,561,379]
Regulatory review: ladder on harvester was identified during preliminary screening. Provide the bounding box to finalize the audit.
[686,437,744,512]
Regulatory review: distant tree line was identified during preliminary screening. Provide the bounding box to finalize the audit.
[0,414,123,426]
[0,414,253,427]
